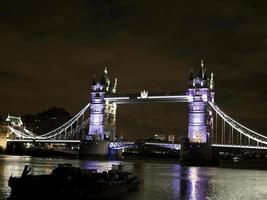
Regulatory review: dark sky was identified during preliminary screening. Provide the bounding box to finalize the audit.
[1,0,267,140]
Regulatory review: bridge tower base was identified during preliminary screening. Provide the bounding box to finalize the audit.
[0,139,7,153]
[180,138,219,166]
[79,140,121,159]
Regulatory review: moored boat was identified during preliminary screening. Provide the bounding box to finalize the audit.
[8,163,141,200]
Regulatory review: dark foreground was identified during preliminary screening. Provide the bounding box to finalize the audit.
[1,155,267,200]
[8,163,140,200]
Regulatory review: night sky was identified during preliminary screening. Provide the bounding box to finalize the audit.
[1,0,267,140]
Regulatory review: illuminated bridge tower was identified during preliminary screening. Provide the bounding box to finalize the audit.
[182,61,217,164]
[188,61,210,143]
[87,67,117,141]
[88,76,105,140]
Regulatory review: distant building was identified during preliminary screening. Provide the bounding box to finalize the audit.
[154,134,165,141]
[168,135,175,142]
[22,107,71,135]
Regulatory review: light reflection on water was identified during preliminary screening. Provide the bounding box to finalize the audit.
[188,167,200,200]
[0,155,267,200]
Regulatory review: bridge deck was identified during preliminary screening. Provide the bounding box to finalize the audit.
[105,93,188,104]
[6,139,267,151]
[7,139,81,144]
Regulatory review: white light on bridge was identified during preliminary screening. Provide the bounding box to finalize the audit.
[105,97,130,101]
[147,95,188,99]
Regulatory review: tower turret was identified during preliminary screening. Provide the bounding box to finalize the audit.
[197,60,204,79]
[209,72,214,90]
[209,72,215,103]
[196,60,208,87]
[201,60,208,80]
[100,67,111,92]
[112,78,118,94]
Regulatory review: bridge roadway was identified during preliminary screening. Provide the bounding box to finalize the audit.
[7,139,267,151]
[104,92,188,104]
[6,139,81,144]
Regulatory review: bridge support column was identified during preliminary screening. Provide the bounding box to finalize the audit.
[180,138,219,165]
[87,68,117,141]
[180,62,218,165]
[87,82,106,141]
[81,68,119,158]
[79,140,122,159]
[188,100,208,143]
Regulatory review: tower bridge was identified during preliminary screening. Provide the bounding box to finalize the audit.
[2,61,267,163]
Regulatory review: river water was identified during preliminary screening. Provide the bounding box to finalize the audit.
[0,155,267,200]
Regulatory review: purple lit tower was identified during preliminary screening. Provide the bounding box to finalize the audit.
[187,61,215,144]
[87,67,117,141]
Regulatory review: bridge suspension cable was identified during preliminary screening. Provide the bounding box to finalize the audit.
[209,101,267,146]
[36,103,90,138]
[9,127,35,139]
[8,103,90,140]
[23,128,36,137]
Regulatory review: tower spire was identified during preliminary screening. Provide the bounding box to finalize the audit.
[210,72,214,90]
[200,59,207,80]
[112,77,118,93]
[202,60,206,78]
[104,67,108,74]
[198,60,203,78]
[100,67,110,90]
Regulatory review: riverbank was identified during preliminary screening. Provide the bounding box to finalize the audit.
[219,158,267,170]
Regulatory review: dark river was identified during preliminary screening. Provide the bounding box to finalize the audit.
[0,155,267,200]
